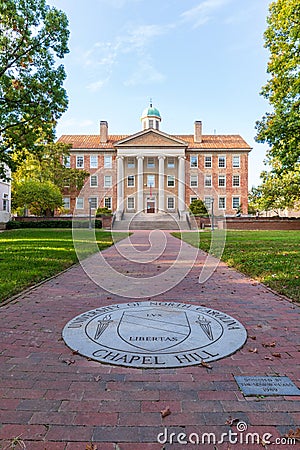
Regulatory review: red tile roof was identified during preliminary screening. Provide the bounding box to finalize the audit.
[58,134,251,150]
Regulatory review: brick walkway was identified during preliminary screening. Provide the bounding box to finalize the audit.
[0,231,299,449]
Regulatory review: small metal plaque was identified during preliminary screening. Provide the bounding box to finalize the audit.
[62,301,247,369]
[235,376,300,396]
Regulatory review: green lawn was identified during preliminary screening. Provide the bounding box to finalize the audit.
[0,229,128,303]
[173,230,300,302]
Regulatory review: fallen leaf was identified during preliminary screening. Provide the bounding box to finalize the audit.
[256,324,263,328]
[285,428,300,441]
[249,336,257,340]
[225,416,240,426]
[63,359,75,365]
[86,444,97,450]
[249,348,258,353]
[161,406,171,418]
[259,436,269,449]
[264,356,273,360]
[94,376,101,382]
[272,353,281,358]
[72,350,79,355]
[200,360,212,369]
[262,342,276,348]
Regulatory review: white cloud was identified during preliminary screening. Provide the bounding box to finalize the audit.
[181,0,231,28]
[82,23,171,89]
[86,78,109,92]
[125,24,173,50]
[97,0,141,8]
[124,57,166,87]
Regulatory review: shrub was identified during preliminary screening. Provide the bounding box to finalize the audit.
[6,219,103,229]
[96,207,112,217]
[189,199,209,216]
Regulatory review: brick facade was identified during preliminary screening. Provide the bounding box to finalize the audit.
[58,108,251,217]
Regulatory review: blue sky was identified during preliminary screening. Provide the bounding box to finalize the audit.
[48,0,272,188]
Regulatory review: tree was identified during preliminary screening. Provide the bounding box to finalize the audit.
[248,166,300,214]
[0,0,69,179]
[255,0,300,174]
[12,141,89,192]
[189,199,208,216]
[13,179,63,216]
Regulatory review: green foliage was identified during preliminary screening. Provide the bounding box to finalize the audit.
[12,141,89,191]
[249,166,300,213]
[6,219,103,229]
[0,0,70,179]
[96,206,112,217]
[189,198,208,216]
[255,0,300,174]
[13,179,63,216]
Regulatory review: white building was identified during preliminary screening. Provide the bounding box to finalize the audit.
[0,166,11,224]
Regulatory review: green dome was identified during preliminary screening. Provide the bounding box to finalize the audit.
[141,104,161,119]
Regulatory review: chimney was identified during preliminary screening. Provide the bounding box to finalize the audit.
[194,121,202,143]
[100,121,108,143]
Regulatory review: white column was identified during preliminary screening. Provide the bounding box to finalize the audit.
[158,156,165,212]
[137,156,144,213]
[116,156,124,213]
[178,156,186,212]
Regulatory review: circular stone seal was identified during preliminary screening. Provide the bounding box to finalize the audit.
[62,302,247,369]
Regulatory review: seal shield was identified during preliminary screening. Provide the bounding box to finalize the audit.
[117,308,191,351]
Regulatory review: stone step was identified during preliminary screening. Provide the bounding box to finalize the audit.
[112,220,191,231]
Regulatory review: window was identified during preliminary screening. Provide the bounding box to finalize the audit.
[90,175,98,187]
[104,155,112,168]
[149,119,154,129]
[3,194,9,211]
[64,156,70,168]
[89,197,98,209]
[190,175,198,187]
[232,197,240,209]
[205,156,212,168]
[90,155,98,169]
[232,155,240,168]
[104,175,112,187]
[218,175,226,187]
[127,197,135,209]
[76,197,84,209]
[155,120,159,130]
[167,197,175,209]
[233,175,240,187]
[128,157,135,168]
[204,197,212,209]
[3,199,8,211]
[104,197,112,209]
[190,155,198,168]
[147,174,155,187]
[76,155,84,168]
[127,175,135,187]
[218,197,226,209]
[190,196,198,204]
[218,156,226,168]
[205,175,212,187]
[167,175,175,187]
[167,157,175,168]
[147,157,155,168]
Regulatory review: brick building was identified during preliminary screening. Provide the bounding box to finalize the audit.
[58,103,251,221]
